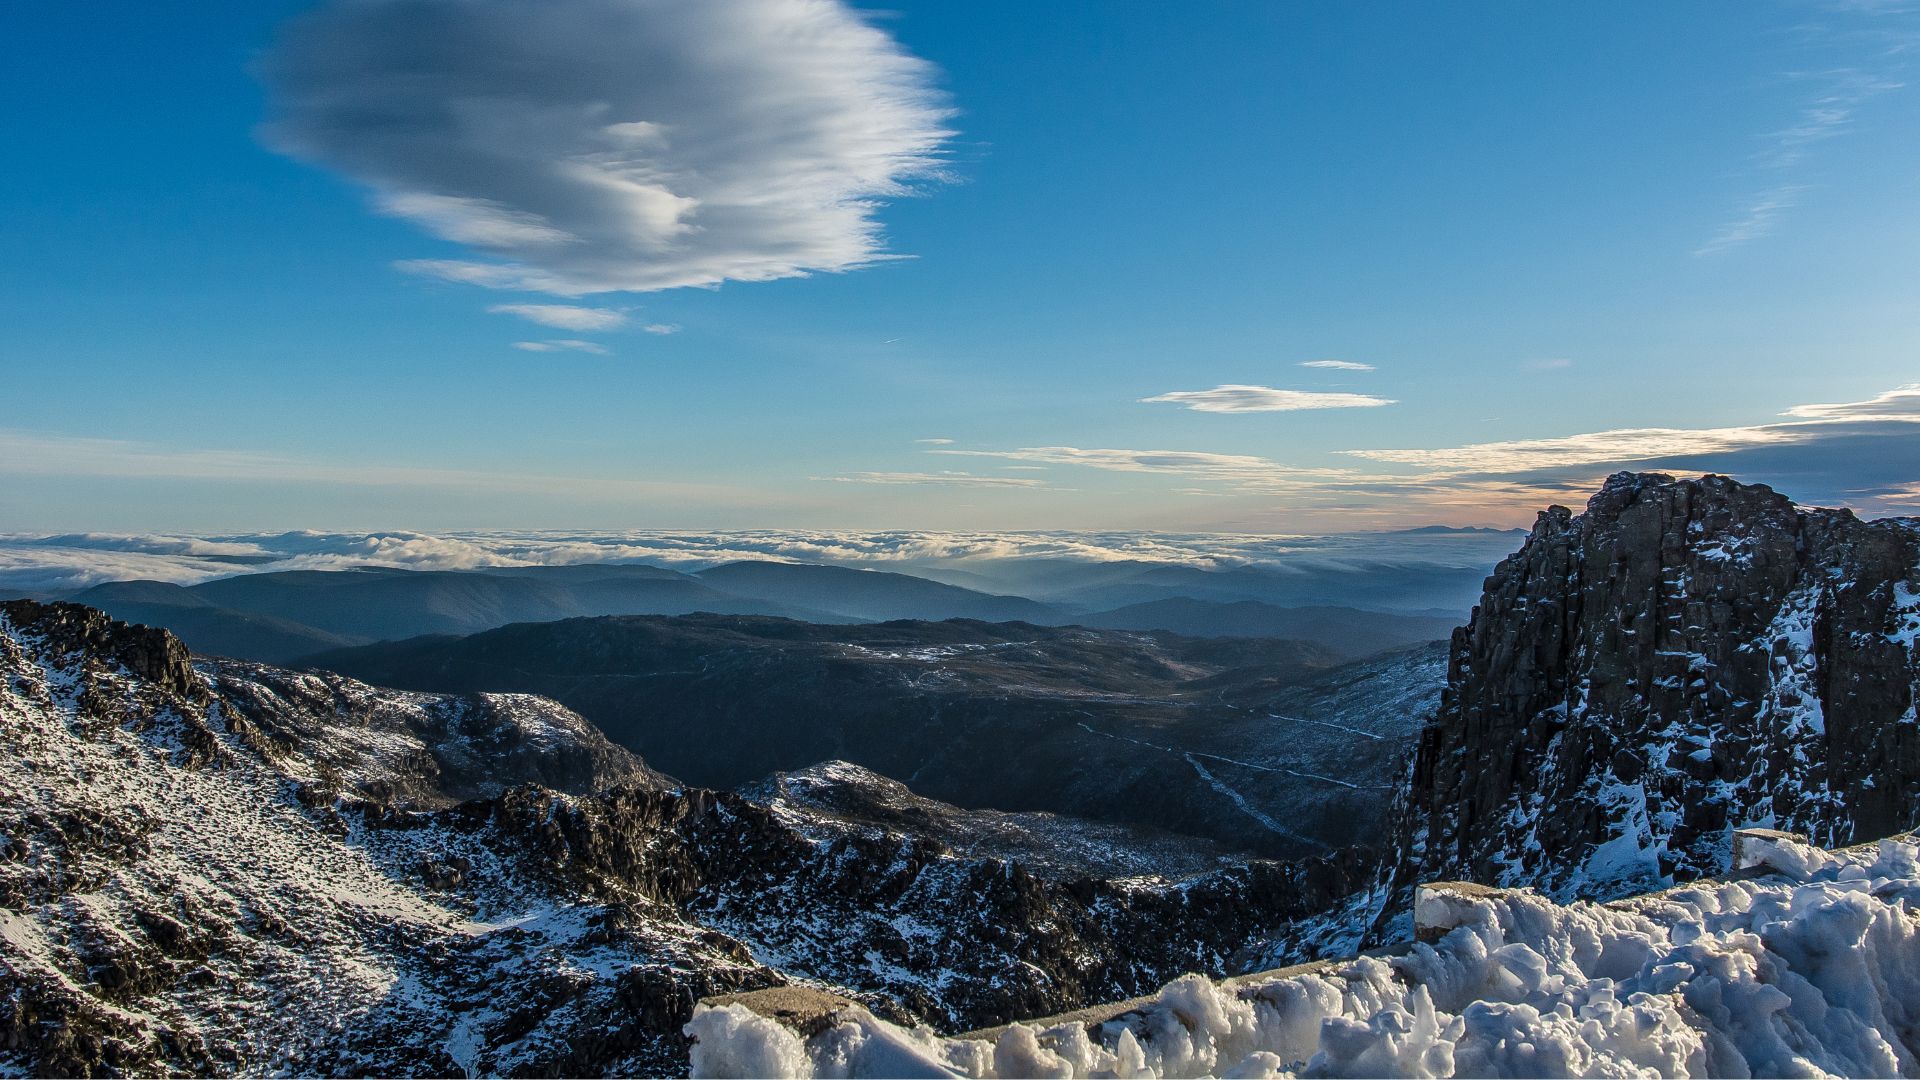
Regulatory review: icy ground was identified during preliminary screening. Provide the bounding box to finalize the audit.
[687,832,1920,1078]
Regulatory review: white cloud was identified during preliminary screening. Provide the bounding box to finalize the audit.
[1347,384,1920,473]
[1761,69,1902,169]
[916,438,954,445]
[902,384,1920,521]
[1350,425,1796,473]
[261,0,956,295]
[1299,360,1375,371]
[1698,54,1907,254]
[1141,385,1397,413]
[641,323,681,335]
[1783,383,1920,420]
[379,193,579,247]
[1524,358,1575,371]
[513,339,610,354]
[1695,185,1807,256]
[488,304,628,331]
[823,471,1045,488]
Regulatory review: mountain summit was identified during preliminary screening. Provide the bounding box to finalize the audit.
[1397,471,1920,899]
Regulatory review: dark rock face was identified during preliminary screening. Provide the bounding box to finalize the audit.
[1395,472,1920,899]
[1,601,206,705]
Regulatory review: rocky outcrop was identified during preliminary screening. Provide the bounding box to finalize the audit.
[1394,472,1920,900]
[2,600,206,706]
[416,774,1363,1034]
[203,657,673,808]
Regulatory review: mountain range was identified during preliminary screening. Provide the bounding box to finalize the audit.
[42,559,1461,666]
[305,615,1438,858]
[4,474,1918,1076]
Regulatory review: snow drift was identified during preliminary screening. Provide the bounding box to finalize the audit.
[686,832,1920,1077]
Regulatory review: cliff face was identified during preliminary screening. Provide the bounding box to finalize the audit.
[1397,472,1920,899]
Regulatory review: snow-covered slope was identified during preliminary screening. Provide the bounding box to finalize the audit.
[0,601,767,1076]
[689,830,1920,1078]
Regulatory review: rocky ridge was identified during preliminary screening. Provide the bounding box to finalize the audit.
[1395,472,1920,901]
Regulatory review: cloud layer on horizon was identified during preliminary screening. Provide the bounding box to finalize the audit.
[260,0,956,295]
[0,525,1524,594]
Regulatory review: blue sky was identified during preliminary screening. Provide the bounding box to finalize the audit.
[2,0,1917,533]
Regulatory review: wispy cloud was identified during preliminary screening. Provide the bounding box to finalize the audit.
[1523,357,1576,371]
[640,323,681,335]
[512,339,610,355]
[1697,19,1910,255]
[1141,385,1396,413]
[489,304,628,331]
[1760,68,1902,168]
[1346,384,1920,473]
[261,0,956,295]
[823,471,1045,488]
[1299,360,1375,371]
[916,437,954,445]
[1695,185,1809,256]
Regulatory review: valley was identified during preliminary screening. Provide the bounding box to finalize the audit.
[304,616,1436,858]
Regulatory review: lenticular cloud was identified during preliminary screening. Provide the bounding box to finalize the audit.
[261,0,956,295]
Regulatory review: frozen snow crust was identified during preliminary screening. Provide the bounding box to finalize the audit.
[688,832,1920,1078]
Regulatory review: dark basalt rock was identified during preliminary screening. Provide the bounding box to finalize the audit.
[2,600,206,707]
[1391,472,1920,902]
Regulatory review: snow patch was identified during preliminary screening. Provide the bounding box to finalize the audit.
[688,833,1920,1078]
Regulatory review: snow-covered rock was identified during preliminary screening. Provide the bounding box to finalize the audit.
[1396,472,1920,904]
[0,600,767,1076]
[688,830,1920,1078]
